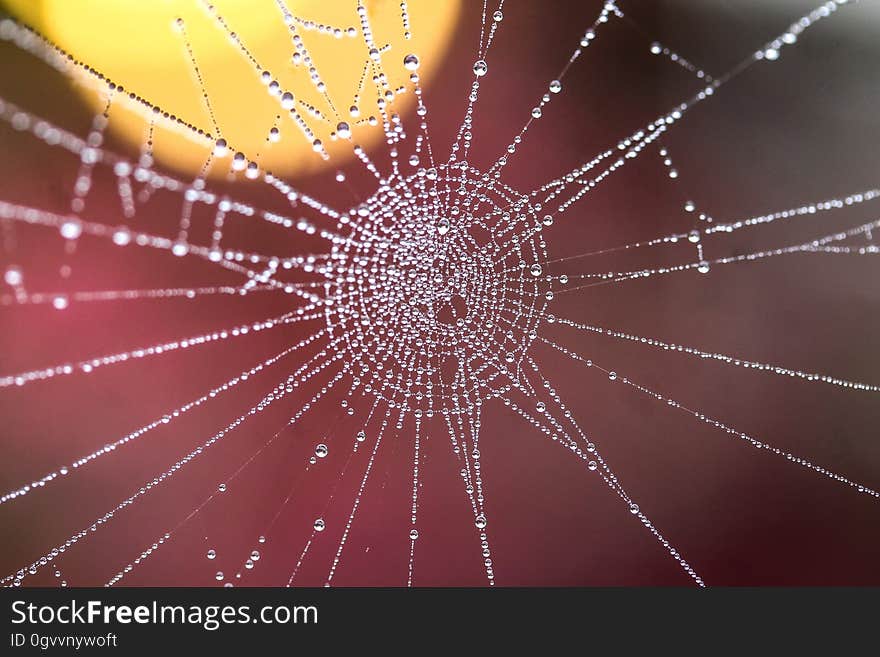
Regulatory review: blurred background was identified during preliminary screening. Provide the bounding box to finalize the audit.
[0,0,879,586]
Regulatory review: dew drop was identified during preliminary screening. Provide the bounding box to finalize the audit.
[4,266,23,286]
[112,227,132,246]
[60,220,82,240]
[403,54,420,71]
[213,138,228,156]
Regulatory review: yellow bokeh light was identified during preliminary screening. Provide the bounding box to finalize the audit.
[2,0,462,179]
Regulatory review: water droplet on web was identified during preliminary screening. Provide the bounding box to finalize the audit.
[314,518,325,532]
[112,227,131,246]
[473,60,488,77]
[403,54,420,71]
[315,443,328,458]
[60,220,82,240]
[4,266,22,286]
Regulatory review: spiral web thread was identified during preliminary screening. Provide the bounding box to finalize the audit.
[0,0,877,587]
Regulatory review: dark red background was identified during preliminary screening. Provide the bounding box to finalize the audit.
[1,0,879,586]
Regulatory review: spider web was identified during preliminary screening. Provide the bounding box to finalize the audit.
[0,0,878,587]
